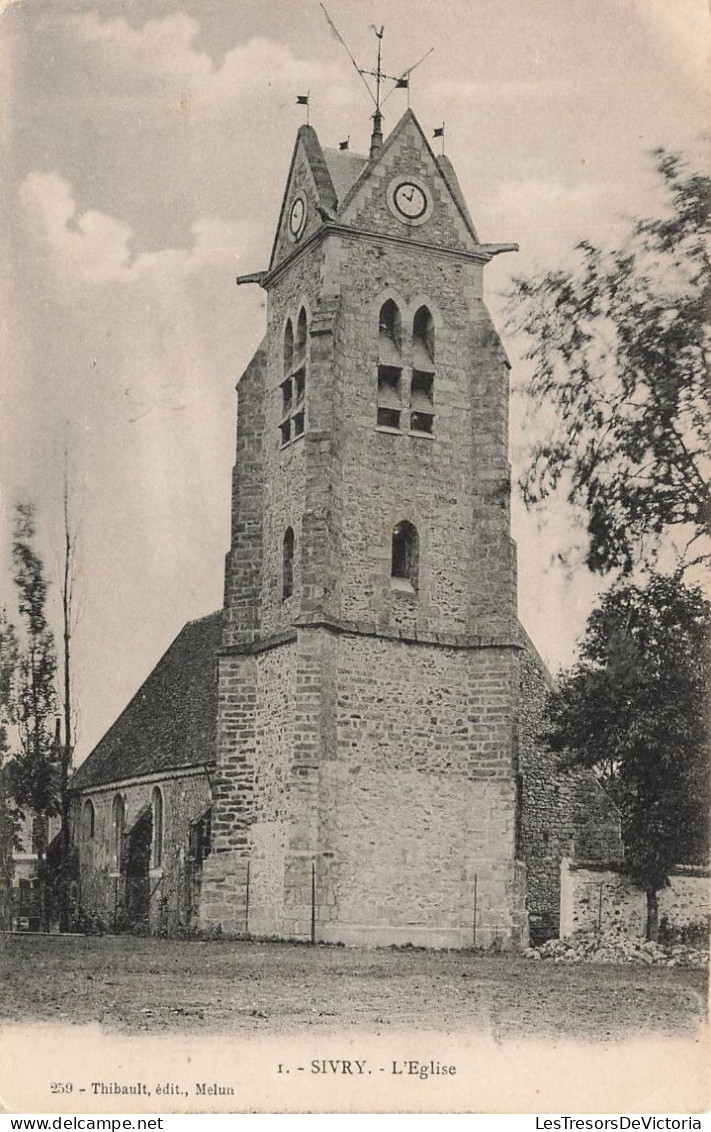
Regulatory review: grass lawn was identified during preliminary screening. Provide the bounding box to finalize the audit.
[0,933,706,1039]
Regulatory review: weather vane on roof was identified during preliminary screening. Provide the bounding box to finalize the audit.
[319,5,433,157]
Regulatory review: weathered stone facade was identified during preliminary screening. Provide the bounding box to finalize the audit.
[68,611,220,934]
[73,769,212,934]
[200,111,528,947]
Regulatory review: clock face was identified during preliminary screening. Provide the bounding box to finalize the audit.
[394,181,427,220]
[387,176,432,227]
[289,194,307,240]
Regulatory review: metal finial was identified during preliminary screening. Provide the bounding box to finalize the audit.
[319,6,433,157]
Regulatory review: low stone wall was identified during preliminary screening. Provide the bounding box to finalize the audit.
[559,858,710,939]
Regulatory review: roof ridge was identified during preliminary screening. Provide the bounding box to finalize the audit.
[322,145,368,159]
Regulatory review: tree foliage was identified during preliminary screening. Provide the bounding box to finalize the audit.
[5,505,59,837]
[507,149,710,576]
[545,574,709,935]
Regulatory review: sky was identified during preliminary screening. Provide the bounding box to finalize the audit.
[0,0,707,763]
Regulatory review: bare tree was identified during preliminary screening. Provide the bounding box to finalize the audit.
[58,452,78,930]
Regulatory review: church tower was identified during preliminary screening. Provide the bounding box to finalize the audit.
[200,108,528,947]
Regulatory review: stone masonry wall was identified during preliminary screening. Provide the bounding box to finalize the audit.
[517,631,623,942]
[248,641,298,935]
[329,236,516,642]
[223,346,265,646]
[259,250,324,636]
[201,627,527,947]
[75,770,212,934]
[199,651,255,930]
[317,631,523,947]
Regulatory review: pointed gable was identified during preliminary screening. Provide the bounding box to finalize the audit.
[337,109,479,252]
[269,125,338,273]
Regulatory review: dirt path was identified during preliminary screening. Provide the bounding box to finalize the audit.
[1,934,706,1038]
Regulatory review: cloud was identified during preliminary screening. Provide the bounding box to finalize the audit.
[429,78,573,104]
[70,12,212,84]
[486,177,604,222]
[480,177,634,266]
[18,170,248,290]
[633,0,709,86]
[68,13,335,113]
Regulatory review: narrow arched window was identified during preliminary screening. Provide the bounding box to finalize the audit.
[377,300,403,430]
[81,799,95,841]
[151,786,164,869]
[283,319,294,376]
[111,794,125,871]
[280,309,307,445]
[391,521,419,592]
[283,526,295,599]
[295,307,307,364]
[411,306,435,434]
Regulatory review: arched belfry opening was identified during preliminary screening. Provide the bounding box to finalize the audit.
[283,318,294,374]
[379,299,402,361]
[411,306,435,434]
[377,300,403,429]
[413,305,435,366]
[280,310,307,445]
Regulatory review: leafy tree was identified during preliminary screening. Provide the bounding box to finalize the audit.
[5,504,60,930]
[545,574,709,940]
[507,148,710,576]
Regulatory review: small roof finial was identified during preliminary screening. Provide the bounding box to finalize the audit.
[296,93,310,126]
[319,6,433,160]
[370,108,383,159]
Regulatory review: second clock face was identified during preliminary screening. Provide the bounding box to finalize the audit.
[289,194,307,239]
[387,176,432,226]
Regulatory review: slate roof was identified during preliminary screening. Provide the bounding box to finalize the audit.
[322,148,368,205]
[436,154,479,242]
[297,124,338,212]
[71,611,221,792]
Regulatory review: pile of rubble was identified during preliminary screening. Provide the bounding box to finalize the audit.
[525,932,708,968]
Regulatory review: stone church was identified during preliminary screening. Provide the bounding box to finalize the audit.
[69,109,621,946]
